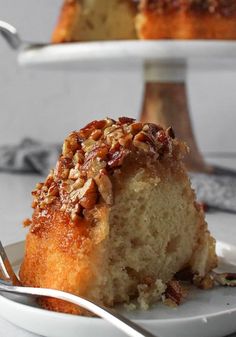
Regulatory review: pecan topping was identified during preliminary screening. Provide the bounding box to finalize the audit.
[133,131,155,152]
[118,117,135,125]
[211,272,236,287]
[165,279,187,305]
[48,182,59,197]
[129,122,143,135]
[95,169,113,205]
[108,148,127,168]
[23,218,32,227]
[166,126,175,139]
[30,118,180,225]
[78,178,98,209]
[79,120,107,139]
[55,156,73,179]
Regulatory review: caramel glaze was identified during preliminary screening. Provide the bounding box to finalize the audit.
[27,118,181,237]
[141,0,236,16]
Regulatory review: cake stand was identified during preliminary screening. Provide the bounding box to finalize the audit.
[18,40,236,172]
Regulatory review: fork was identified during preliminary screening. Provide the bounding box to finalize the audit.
[0,20,49,50]
[0,241,157,337]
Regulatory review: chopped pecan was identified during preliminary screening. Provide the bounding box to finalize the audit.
[211,272,236,287]
[157,130,168,145]
[68,167,80,180]
[72,177,85,190]
[44,174,54,188]
[73,150,84,165]
[166,127,175,139]
[44,196,57,205]
[23,218,32,227]
[42,185,48,192]
[62,139,74,158]
[109,141,121,154]
[133,131,155,152]
[118,117,135,125]
[106,128,124,146]
[78,178,98,209]
[108,148,127,168]
[87,158,107,178]
[104,125,120,138]
[145,123,162,137]
[67,132,81,150]
[79,120,107,139]
[165,279,187,305]
[82,138,96,152]
[60,204,67,212]
[95,169,113,205]
[69,189,81,204]
[104,118,115,127]
[118,134,133,148]
[35,182,44,191]
[48,182,59,197]
[129,122,143,135]
[85,144,109,162]
[55,156,73,180]
[90,129,102,141]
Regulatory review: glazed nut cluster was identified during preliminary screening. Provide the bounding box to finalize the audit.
[31,117,175,222]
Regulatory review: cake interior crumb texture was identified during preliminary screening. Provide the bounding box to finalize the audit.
[86,160,216,309]
[52,0,137,42]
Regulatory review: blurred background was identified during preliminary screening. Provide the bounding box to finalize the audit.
[0,0,236,156]
[1,3,236,335]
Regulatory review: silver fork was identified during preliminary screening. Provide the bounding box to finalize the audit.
[0,241,157,337]
[0,20,49,50]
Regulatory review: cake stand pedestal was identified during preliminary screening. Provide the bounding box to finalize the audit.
[18,40,236,172]
[141,62,212,172]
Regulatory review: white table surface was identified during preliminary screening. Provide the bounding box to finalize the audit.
[0,155,236,337]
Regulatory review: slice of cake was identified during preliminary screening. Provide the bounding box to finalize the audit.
[52,0,137,43]
[19,117,217,314]
[137,0,236,40]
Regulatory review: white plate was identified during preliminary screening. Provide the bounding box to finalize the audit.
[18,41,236,71]
[0,240,236,337]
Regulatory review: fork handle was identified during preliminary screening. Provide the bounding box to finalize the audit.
[0,20,22,49]
[0,284,157,337]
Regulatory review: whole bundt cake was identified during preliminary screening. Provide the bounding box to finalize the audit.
[52,0,236,42]
[19,117,217,315]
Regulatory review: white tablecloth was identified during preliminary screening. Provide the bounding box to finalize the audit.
[0,156,236,337]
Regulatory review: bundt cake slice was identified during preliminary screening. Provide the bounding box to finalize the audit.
[19,118,217,314]
[52,0,137,43]
[137,0,236,40]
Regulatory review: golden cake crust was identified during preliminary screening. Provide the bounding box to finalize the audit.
[52,0,81,43]
[137,0,236,39]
